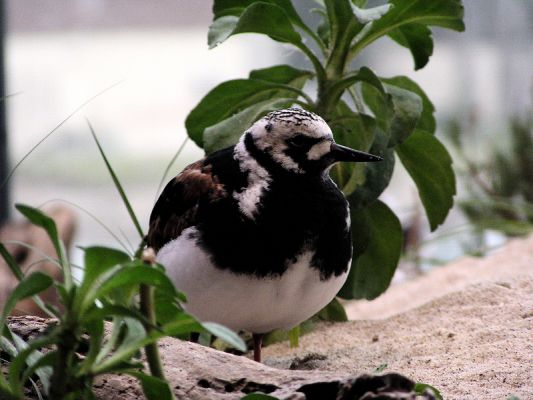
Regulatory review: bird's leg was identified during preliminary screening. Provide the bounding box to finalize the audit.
[190,332,200,343]
[252,333,264,362]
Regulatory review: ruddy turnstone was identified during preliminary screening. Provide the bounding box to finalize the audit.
[147,108,381,362]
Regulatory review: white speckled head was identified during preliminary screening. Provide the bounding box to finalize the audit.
[247,108,334,173]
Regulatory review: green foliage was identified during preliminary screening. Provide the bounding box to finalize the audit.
[447,111,533,239]
[186,0,463,303]
[0,205,246,400]
[0,123,245,399]
[414,382,443,400]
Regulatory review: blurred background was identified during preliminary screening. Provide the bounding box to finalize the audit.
[1,0,533,273]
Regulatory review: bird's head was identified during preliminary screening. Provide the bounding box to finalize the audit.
[237,107,381,175]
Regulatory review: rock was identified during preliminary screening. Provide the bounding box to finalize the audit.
[6,316,435,399]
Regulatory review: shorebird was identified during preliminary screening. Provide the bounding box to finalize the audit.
[147,108,381,362]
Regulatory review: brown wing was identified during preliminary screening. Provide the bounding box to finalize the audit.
[147,160,226,251]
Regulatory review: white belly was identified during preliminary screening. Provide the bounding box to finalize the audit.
[156,227,349,333]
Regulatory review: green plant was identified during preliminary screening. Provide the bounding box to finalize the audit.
[448,111,533,238]
[186,0,463,303]
[0,129,245,400]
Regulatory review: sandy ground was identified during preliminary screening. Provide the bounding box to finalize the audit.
[262,235,533,400]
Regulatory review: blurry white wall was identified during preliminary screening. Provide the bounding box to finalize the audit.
[4,0,533,265]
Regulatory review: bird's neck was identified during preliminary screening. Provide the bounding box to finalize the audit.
[234,133,325,183]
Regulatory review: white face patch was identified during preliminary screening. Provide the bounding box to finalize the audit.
[233,137,271,219]
[307,140,332,160]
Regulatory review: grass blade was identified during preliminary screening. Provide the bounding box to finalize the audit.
[154,137,188,203]
[87,120,145,240]
[0,81,123,190]
[38,198,132,255]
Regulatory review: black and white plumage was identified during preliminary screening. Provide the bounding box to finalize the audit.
[147,108,381,361]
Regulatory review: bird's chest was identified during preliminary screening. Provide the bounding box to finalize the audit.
[196,177,352,278]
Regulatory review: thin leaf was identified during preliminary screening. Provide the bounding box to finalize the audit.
[88,120,145,239]
[288,325,300,348]
[0,272,53,331]
[0,81,123,190]
[201,322,247,352]
[15,205,68,273]
[154,137,189,203]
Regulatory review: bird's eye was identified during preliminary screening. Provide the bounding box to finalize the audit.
[288,135,307,147]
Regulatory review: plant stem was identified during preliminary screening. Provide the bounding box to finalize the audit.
[140,248,165,380]
[49,320,78,399]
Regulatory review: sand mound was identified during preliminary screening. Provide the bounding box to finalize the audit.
[263,236,533,400]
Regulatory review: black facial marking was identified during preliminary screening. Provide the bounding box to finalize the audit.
[265,123,272,132]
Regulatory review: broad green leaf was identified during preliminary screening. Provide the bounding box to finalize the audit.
[361,81,394,133]
[249,64,312,87]
[348,146,394,208]
[384,84,423,147]
[162,313,203,338]
[338,200,402,300]
[80,246,130,296]
[396,130,456,231]
[351,3,391,24]
[0,272,53,331]
[381,76,436,134]
[352,0,465,56]
[208,15,238,48]
[213,0,309,33]
[84,304,156,330]
[186,79,302,147]
[389,24,433,70]
[127,372,174,400]
[208,2,302,49]
[328,102,376,194]
[154,289,184,326]
[204,98,293,153]
[315,298,348,321]
[201,322,247,352]
[95,265,177,300]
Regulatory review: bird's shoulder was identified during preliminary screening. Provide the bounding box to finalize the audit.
[147,146,239,251]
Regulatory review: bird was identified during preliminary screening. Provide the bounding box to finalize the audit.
[147,107,382,362]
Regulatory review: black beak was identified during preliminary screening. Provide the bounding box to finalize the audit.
[329,143,382,163]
